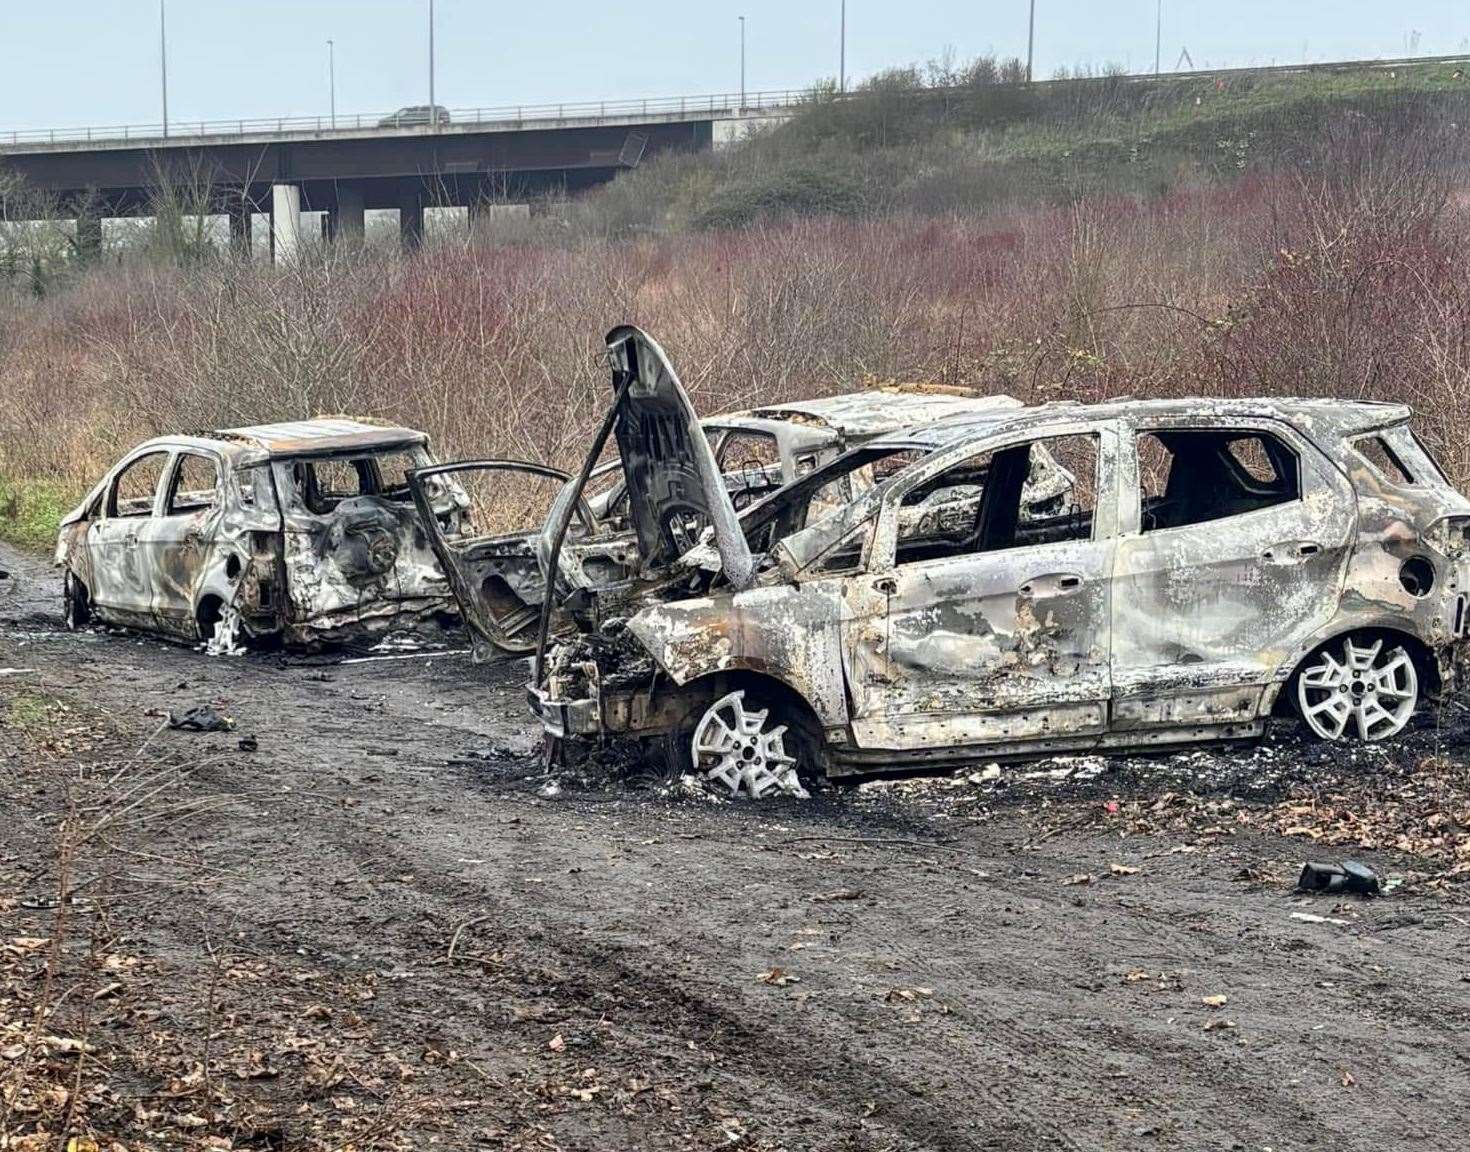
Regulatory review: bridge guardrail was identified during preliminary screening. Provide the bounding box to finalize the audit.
[2,52,1467,149]
[0,89,812,148]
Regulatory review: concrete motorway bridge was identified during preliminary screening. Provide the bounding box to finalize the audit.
[0,91,796,258]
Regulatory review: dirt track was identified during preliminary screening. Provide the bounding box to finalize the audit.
[3,539,1470,1151]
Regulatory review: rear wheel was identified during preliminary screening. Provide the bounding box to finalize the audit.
[1294,634,1419,742]
[199,598,247,656]
[62,572,91,630]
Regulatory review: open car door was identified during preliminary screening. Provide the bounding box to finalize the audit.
[409,460,591,659]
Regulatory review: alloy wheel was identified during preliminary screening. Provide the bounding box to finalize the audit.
[1296,636,1418,742]
[691,690,808,799]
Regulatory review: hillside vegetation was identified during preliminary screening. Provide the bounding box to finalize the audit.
[558,56,1470,236]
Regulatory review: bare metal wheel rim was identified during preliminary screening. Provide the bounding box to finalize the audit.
[1296,636,1418,742]
[691,690,808,800]
[63,575,84,630]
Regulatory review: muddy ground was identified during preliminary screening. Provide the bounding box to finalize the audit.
[2,540,1470,1151]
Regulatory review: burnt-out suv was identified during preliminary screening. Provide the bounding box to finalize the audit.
[56,418,466,649]
[530,327,1470,798]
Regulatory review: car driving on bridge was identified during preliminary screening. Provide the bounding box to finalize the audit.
[528,327,1470,798]
[378,105,452,128]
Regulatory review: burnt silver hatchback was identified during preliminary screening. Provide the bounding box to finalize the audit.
[56,419,465,649]
[531,328,1470,797]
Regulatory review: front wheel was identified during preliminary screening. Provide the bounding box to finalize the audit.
[63,572,91,630]
[667,688,816,800]
[1295,634,1419,742]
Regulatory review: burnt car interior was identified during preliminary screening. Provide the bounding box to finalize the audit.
[292,452,419,515]
[1139,429,1300,532]
[109,452,169,516]
[715,430,784,509]
[165,454,220,515]
[729,433,1097,574]
[895,435,1098,563]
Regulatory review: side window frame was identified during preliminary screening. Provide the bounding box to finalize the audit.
[1350,432,1419,489]
[106,450,173,519]
[164,450,224,516]
[1121,418,1314,538]
[869,420,1121,573]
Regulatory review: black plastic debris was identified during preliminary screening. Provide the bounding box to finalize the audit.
[1298,860,1382,896]
[238,734,258,752]
[167,705,234,733]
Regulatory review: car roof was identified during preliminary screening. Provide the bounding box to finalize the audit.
[715,389,1022,441]
[206,418,428,460]
[867,397,1414,452]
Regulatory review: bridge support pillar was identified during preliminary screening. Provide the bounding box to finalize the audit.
[330,183,366,247]
[228,202,252,258]
[270,183,302,264]
[398,182,424,251]
[75,214,103,258]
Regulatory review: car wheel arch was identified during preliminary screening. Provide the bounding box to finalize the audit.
[195,593,227,639]
[659,668,829,781]
[1269,623,1442,715]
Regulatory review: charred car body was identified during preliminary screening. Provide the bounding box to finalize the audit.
[410,383,1060,659]
[529,327,1470,798]
[57,419,465,649]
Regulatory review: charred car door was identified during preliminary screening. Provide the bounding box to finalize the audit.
[410,461,587,658]
[142,449,227,636]
[846,423,1120,753]
[88,450,171,628]
[1109,419,1355,733]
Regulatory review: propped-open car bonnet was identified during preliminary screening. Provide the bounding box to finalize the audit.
[604,326,755,589]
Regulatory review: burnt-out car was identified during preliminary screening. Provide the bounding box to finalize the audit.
[56,419,466,649]
[529,327,1470,798]
[410,382,1061,659]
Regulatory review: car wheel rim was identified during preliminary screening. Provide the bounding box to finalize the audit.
[64,576,86,630]
[205,605,247,657]
[1297,636,1418,742]
[691,690,808,800]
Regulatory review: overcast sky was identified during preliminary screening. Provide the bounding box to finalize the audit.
[1,1,1466,131]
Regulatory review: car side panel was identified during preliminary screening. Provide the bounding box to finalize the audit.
[1109,419,1356,730]
[625,582,851,729]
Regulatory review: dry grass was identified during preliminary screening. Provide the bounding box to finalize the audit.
[2,140,1467,538]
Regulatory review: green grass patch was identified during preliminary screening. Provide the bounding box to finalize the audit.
[4,692,56,732]
[0,473,78,552]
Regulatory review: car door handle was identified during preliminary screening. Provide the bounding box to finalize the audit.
[873,576,898,595]
[1020,572,1085,596]
[1262,541,1321,564]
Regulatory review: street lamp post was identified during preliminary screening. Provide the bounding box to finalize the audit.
[739,16,746,108]
[429,0,437,115]
[1026,0,1035,83]
[328,40,336,128]
[159,0,169,136]
[840,0,846,93]
[1154,0,1163,76]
